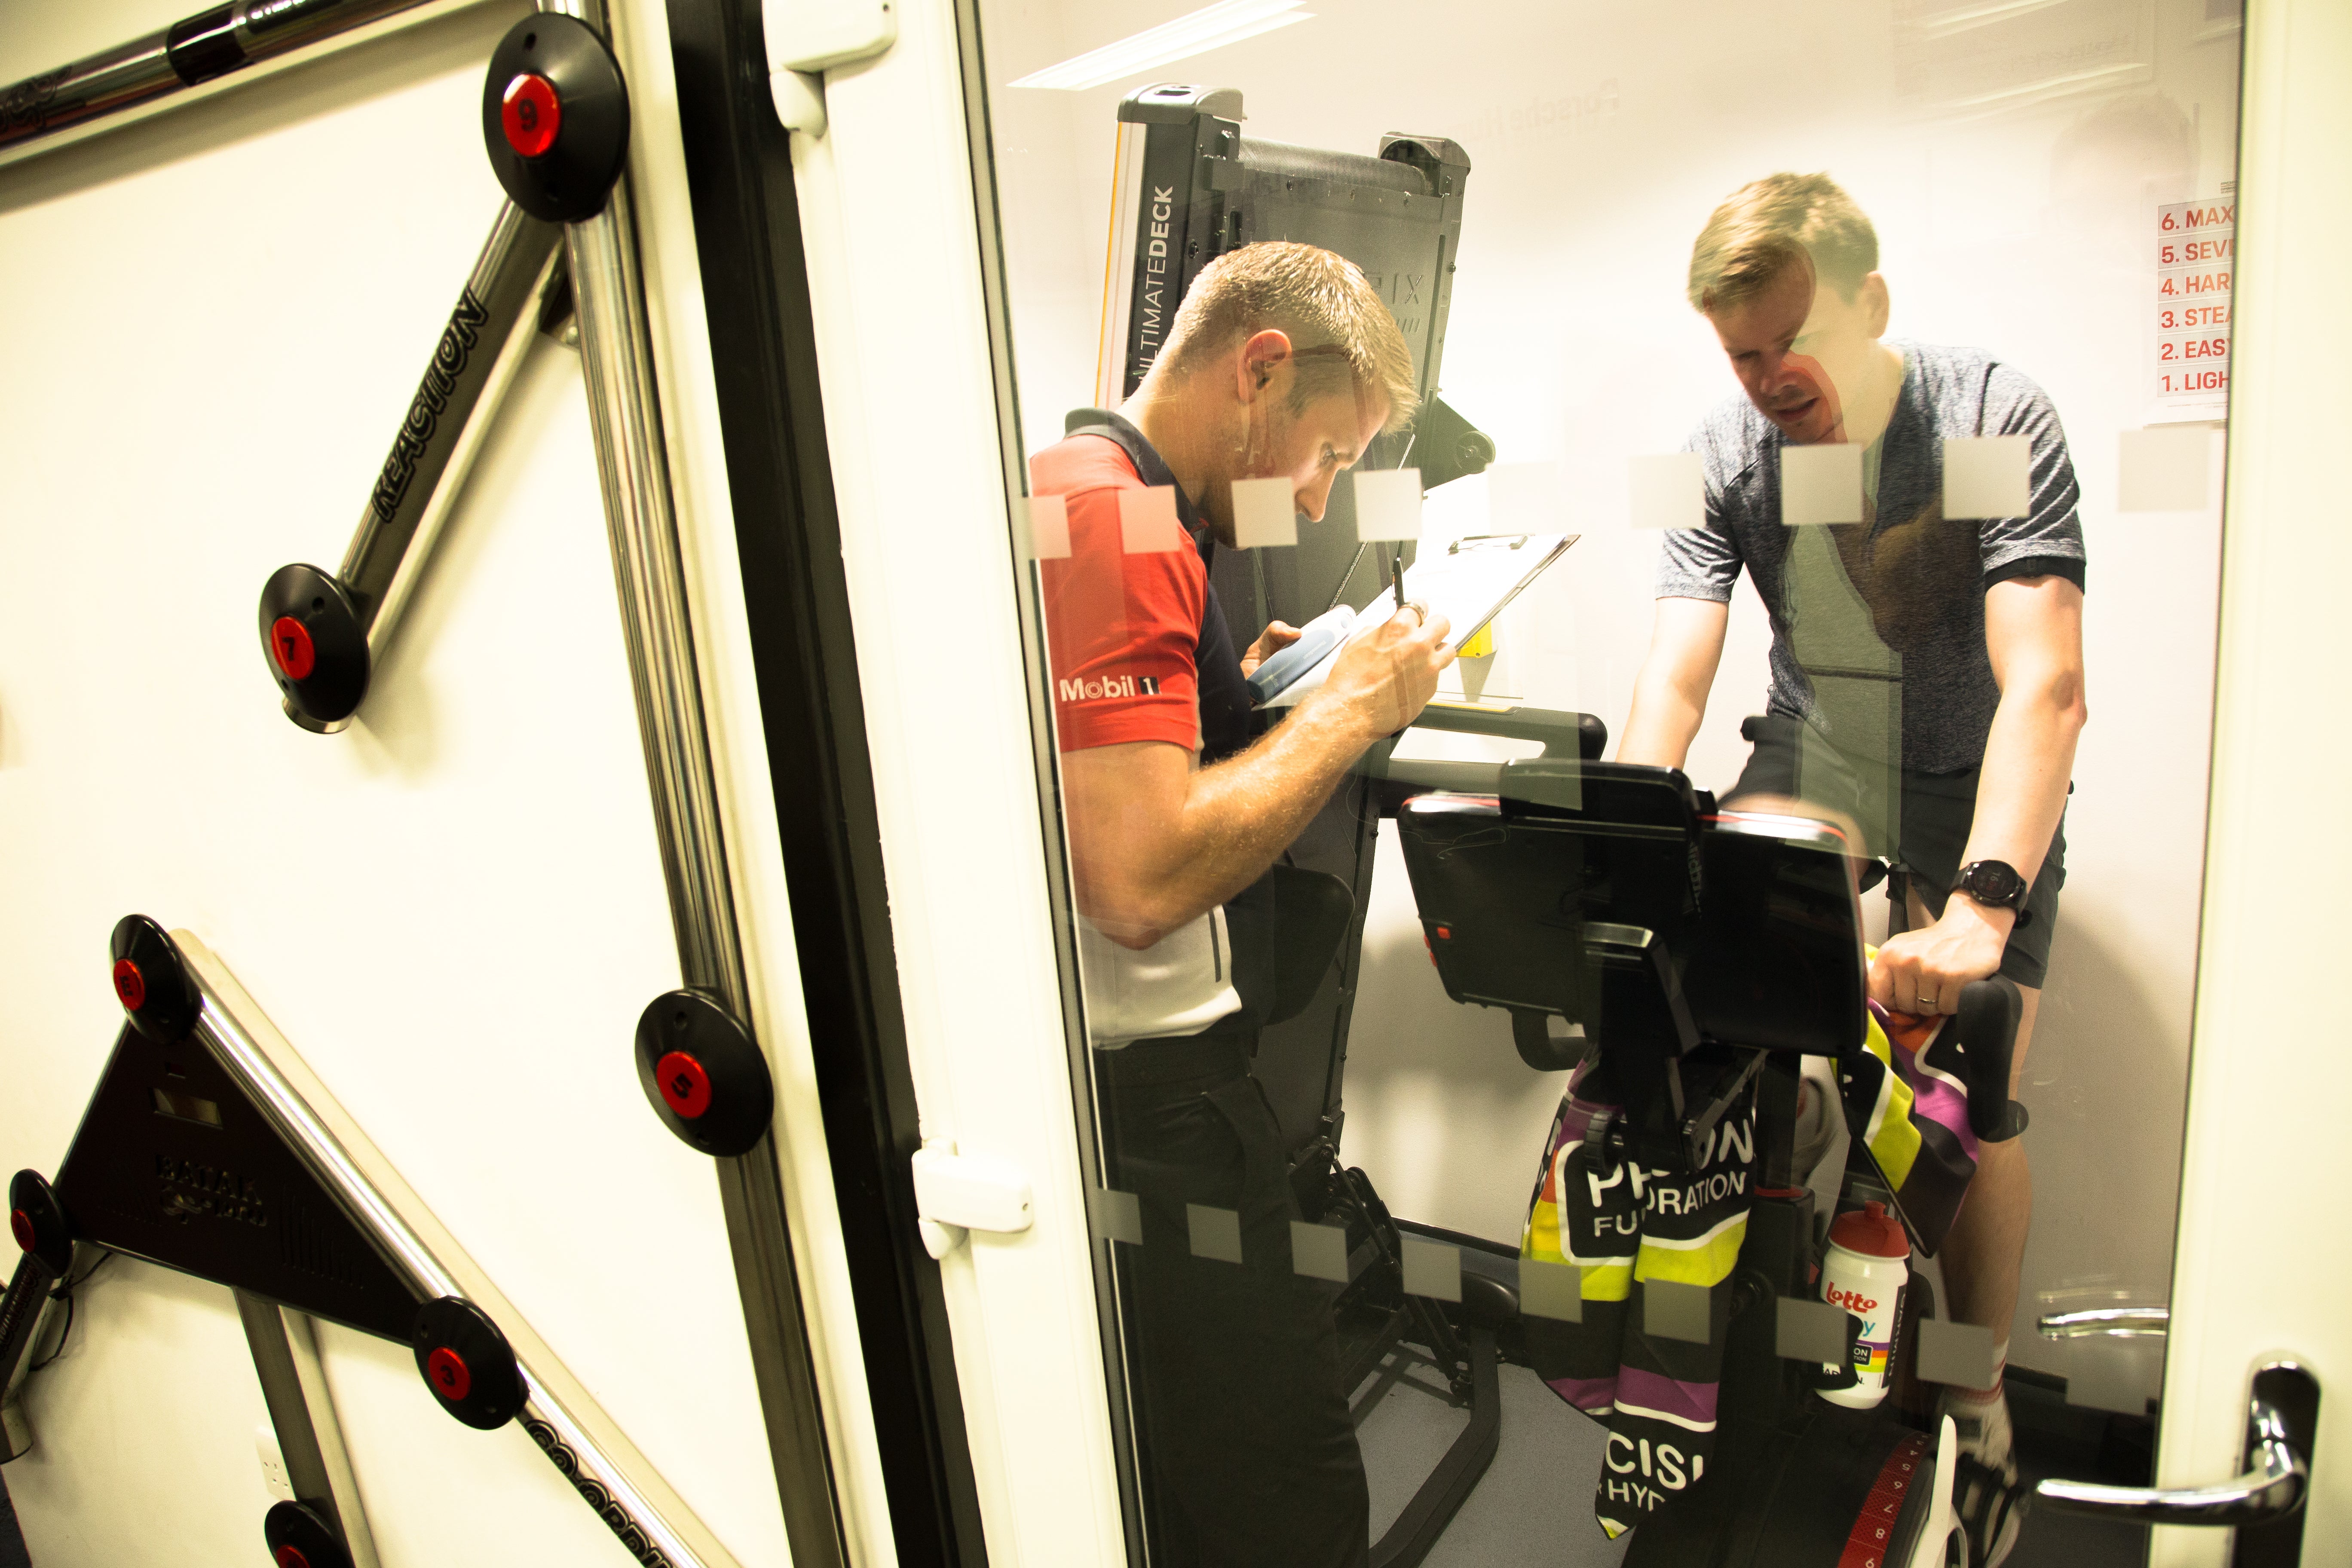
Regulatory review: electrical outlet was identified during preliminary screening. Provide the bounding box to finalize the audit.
[255,1424,294,1502]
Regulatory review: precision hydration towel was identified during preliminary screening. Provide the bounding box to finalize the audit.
[1520,977,1983,1539]
[1521,1054,1761,1539]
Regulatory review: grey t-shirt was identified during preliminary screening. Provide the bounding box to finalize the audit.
[1657,340,2086,774]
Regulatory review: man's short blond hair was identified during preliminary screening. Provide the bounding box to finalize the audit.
[1163,242,1419,434]
[1687,172,1879,314]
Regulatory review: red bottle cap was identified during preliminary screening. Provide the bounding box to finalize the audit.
[1828,1199,1908,1259]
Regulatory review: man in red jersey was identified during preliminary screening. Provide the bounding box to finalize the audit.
[1033,241,1451,1567]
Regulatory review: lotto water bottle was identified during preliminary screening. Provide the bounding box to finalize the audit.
[1816,1200,1909,1409]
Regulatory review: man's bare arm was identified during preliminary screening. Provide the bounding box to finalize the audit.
[1871,574,2086,1009]
[1617,597,1733,768]
[1064,609,1452,949]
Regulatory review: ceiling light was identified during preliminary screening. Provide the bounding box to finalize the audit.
[1011,0,1314,92]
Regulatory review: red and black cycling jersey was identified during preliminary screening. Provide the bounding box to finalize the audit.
[1033,413,1254,764]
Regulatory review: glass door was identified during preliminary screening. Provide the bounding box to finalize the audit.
[954,0,2256,1563]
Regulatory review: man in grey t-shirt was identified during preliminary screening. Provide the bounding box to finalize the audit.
[1619,173,2087,1567]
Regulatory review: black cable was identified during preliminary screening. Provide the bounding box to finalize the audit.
[26,1249,113,1374]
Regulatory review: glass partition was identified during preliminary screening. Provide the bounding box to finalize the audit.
[968,2,2240,1561]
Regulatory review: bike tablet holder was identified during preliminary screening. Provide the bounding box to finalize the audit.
[3,918,744,1568]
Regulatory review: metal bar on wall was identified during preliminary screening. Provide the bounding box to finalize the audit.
[548,3,849,1560]
[176,933,744,1568]
[236,1292,384,1568]
[0,0,489,170]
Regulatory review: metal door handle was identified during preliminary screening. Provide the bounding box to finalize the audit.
[2039,1306,2169,1339]
[2038,1361,2316,1530]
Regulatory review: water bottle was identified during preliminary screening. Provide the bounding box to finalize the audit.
[1816,1200,1909,1409]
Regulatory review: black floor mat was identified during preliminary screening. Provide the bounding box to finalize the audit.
[0,1464,30,1568]
[2006,1377,2151,1568]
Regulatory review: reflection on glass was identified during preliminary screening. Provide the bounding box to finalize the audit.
[977,2,2239,1560]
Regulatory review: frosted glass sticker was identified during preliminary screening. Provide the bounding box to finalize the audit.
[1118,484,1186,554]
[1088,1186,1142,1245]
[1488,460,1565,530]
[1645,1279,1712,1345]
[1520,1259,1583,1323]
[1780,443,1865,527]
[1289,1220,1349,1283]
[1229,476,1297,549]
[1026,493,1071,560]
[2065,1346,2157,1415]
[1775,1295,1849,1363]
[1627,451,1704,531]
[1352,467,1424,542]
[1942,435,2031,520]
[2118,426,2212,511]
[1914,1317,1998,1390]
[1399,1237,1462,1303]
[1185,1203,1243,1264]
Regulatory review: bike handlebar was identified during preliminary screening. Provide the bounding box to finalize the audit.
[1954,977,2030,1142]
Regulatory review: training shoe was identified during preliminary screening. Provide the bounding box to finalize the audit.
[1942,1386,2024,1567]
[1949,1451,2025,1567]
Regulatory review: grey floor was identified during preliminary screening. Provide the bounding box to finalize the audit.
[1356,1350,1633,1567]
[1354,1350,2151,1567]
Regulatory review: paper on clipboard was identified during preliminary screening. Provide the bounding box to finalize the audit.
[1257,532,1577,708]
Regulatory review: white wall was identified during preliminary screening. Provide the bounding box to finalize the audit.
[0,4,809,1562]
[972,0,2239,1403]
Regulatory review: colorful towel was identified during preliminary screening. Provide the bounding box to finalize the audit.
[1521,972,1983,1538]
[1521,1053,1761,1537]
[1846,994,1981,1256]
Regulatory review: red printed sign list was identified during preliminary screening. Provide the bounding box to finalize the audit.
[2153,198,2233,410]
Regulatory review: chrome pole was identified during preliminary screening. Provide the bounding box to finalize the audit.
[0,0,466,170]
[339,202,564,638]
[236,1292,384,1568]
[262,200,564,733]
[564,183,743,1001]
[178,934,739,1568]
[561,133,850,1568]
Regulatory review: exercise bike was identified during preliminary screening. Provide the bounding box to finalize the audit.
[1374,725,2024,1566]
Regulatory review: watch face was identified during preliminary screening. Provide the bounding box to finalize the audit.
[1963,861,2026,904]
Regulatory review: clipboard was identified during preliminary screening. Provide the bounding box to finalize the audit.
[1254,532,1578,708]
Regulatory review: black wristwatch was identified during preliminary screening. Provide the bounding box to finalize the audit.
[1951,860,2034,927]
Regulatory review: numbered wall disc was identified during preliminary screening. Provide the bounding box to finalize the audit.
[257,565,370,732]
[7,1169,74,1275]
[110,913,200,1044]
[481,15,629,224]
[410,1296,525,1430]
[633,989,773,1158]
[262,1501,352,1568]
